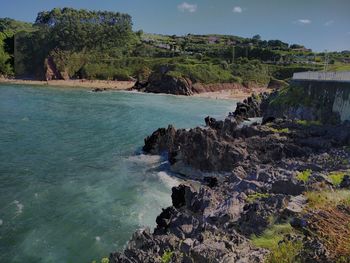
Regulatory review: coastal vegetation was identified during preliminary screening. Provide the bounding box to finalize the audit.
[0,8,349,86]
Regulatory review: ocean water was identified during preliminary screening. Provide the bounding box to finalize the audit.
[0,84,236,263]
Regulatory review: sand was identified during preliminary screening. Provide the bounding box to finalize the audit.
[193,87,270,100]
[0,78,136,90]
[0,78,268,100]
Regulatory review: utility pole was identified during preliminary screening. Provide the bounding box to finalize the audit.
[323,49,329,80]
[324,49,329,72]
[232,46,235,64]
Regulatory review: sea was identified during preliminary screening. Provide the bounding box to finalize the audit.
[0,84,237,263]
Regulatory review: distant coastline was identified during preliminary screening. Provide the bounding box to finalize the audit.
[0,78,135,90]
[0,78,267,100]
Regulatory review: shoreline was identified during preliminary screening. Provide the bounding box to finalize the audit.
[113,92,350,262]
[0,78,136,90]
[193,87,269,100]
[0,78,268,100]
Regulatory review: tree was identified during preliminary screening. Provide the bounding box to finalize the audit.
[252,34,261,41]
[34,8,135,51]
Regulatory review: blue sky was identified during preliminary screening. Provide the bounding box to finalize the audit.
[0,0,349,52]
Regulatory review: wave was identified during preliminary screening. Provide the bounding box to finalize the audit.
[157,171,181,189]
[13,200,24,214]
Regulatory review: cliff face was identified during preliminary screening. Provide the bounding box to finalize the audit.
[263,80,350,124]
[132,66,266,96]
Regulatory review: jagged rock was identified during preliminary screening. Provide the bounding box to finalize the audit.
[92,88,108,92]
[132,67,193,96]
[112,92,350,263]
[340,175,350,188]
[271,180,305,196]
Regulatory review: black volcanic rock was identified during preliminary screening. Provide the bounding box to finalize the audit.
[111,93,350,263]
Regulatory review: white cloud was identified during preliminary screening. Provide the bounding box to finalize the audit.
[296,19,311,25]
[178,2,197,13]
[324,20,334,26]
[233,6,243,13]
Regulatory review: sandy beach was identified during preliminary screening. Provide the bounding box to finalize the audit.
[0,78,136,90]
[193,87,269,100]
[0,78,269,100]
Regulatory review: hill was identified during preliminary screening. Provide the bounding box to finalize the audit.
[0,8,349,91]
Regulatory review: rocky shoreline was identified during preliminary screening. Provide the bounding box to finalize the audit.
[111,90,350,262]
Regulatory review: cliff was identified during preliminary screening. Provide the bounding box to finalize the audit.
[132,66,269,96]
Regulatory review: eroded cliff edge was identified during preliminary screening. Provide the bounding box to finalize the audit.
[111,86,350,263]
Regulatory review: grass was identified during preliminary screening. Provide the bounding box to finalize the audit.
[328,171,347,187]
[266,240,303,263]
[295,120,322,126]
[246,193,271,203]
[251,223,302,263]
[296,169,312,183]
[305,190,350,209]
[161,250,174,263]
[269,127,290,134]
[251,223,293,250]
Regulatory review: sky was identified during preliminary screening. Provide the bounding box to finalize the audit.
[0,0,349,52]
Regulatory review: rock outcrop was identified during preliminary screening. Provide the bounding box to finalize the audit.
[131,66,265,96]
[132,66,193,96]
[112,91,350,262]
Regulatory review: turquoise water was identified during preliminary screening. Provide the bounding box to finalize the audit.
[0,84,236,263]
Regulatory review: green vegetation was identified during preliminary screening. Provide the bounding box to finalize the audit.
[92,257,109,263]
[251,223,303,262]
[305,190,350,209]
[246,193,271,203]
[266,240,303,263]
[232,58,270,85]
[269,85,312,107]
[251,223,293,250]
[0,7,349,83]
[0,18,33,76]
[296,120,322,126]
[296,169,312,183]
[268,127,290,134]
[161,250,174,263]
[328,171,347,186]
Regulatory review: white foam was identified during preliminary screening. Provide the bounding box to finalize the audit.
[0,219,3,226]
[127,154,162,164]
[138,212,144,222]
[14,200,24,214]
[34,193,39,198]
[157,171,181,189]
[95,236,101,242]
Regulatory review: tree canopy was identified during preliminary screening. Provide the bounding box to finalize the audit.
[34,8,134,51]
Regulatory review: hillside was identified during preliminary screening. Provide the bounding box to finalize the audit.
[0,8,349,89]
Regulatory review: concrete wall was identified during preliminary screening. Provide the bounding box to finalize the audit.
[292,80,350,123]
[293,71,350,82]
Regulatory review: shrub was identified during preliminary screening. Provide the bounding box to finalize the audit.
[232,58,270,85]
[266,240,303,263]
[328,171,347,186]
[296,169,312,183]
[161,250,174,263]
